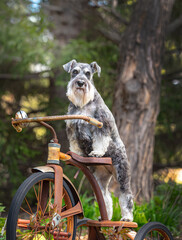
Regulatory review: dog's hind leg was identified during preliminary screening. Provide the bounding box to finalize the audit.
[90,166,113,220]
[112,148,133,221]
[109,176,133,222]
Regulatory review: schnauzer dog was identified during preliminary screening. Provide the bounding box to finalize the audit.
[63,59,133,221]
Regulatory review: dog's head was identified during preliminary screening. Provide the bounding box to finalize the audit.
[63,59,101,108]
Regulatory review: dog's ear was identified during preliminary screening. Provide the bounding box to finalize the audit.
[90,62,101,77]
[63,59,77,73]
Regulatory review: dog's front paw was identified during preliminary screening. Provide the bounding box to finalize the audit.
[121,214,133,222]
[121,217,132,222]
[89,151,104,157]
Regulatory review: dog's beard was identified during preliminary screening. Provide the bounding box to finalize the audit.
[66,82,95,108]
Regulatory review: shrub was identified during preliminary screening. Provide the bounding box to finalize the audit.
[133,182,182,235]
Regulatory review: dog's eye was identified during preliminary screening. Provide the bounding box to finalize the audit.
[72,69,79,75]
[85,71,91,78]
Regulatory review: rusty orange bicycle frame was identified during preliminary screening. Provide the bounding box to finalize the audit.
[11,114,138,240]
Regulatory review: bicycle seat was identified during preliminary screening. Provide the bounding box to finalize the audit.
[67,151,112,165]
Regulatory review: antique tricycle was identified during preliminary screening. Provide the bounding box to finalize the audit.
[6,111,173,239]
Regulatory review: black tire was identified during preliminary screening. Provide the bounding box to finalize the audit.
[135,222,173,240]
[6,172,77,240]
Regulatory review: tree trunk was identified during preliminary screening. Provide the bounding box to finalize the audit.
[113,0,174,202]
[45,0,88,46]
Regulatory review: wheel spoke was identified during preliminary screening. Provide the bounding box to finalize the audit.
[20,207,32,216]
[33,183,43,216]
[37,181,44,216]
[43,181,54,216]
[24,197,33,215]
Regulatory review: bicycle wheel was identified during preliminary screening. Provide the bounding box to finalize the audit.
[134,222,173,240]
[6,172,77,240]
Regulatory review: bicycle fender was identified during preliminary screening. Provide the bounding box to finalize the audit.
[32,166,84,218]
[32,166,55,173]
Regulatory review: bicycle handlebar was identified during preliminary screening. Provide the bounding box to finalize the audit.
[12,114,103,132]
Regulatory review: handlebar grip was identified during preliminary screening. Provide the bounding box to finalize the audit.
[88,117,103,128]
[11,118,22,132]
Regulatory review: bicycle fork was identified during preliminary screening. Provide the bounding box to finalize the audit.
[32,142,83,239]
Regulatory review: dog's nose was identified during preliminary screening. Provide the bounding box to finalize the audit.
[77,80,85,87]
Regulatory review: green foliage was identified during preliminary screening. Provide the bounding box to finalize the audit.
[79,192,98,220]
[0,204,5,215]
[133,202,148,228]
[0,218,6,240]
[155,75,182,166]
[0,203,6,239]
[134,182,182,236]
[154,0,182,167]
[0,0,52,75]
[111,194,122,221]
[0,0,55,207]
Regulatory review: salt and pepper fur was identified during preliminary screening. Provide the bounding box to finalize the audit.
[63,59,133,221]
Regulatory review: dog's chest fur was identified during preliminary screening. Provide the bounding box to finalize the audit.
[66,100,97,155]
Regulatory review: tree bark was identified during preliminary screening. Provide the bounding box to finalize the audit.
[113,0,175,202]
[45,0,88,46]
